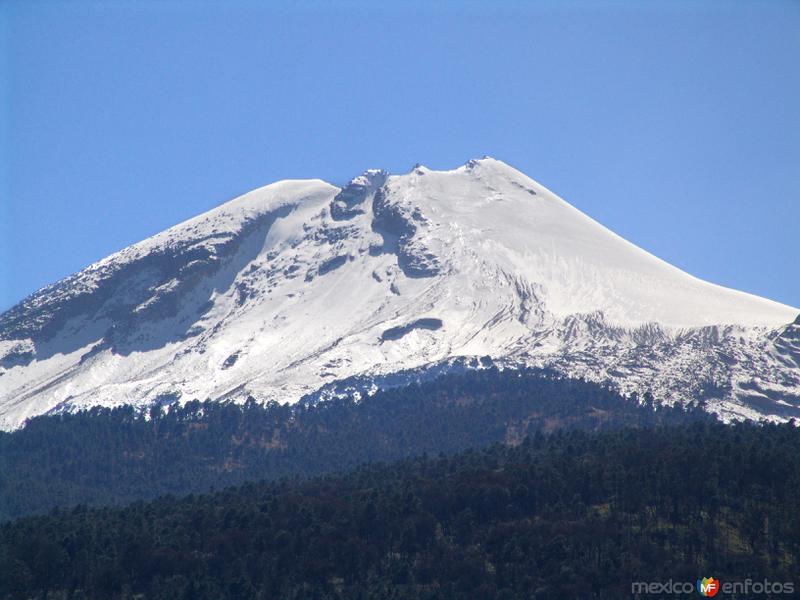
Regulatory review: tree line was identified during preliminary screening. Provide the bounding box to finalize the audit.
[0,369,709,521]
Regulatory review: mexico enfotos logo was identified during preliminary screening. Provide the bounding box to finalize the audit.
[631,577,794,596]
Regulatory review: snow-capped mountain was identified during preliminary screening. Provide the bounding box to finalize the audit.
[1,158,798,429]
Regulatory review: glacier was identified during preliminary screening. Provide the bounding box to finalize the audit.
[1,157,798,429]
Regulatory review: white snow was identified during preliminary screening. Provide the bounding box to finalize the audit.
[0,158,797,429]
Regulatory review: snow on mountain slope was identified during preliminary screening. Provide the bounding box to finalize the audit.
[1,158,798,429]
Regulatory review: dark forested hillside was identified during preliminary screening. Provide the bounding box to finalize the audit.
[1,422,798,600]
[0,369,709,521]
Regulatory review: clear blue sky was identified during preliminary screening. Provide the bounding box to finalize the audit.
[1,0,798,312]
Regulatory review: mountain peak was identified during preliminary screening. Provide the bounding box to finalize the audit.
[1,160,798,428]
[330,169,388,220]
[464,155,500,168]
[462,155,520,173]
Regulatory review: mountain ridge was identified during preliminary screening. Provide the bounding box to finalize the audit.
[1,158,797,428]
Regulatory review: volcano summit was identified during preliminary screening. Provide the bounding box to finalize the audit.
[1,158,797,429]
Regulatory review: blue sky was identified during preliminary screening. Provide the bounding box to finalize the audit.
[1,0,798,311]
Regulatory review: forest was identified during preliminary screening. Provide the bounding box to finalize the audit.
[0,369,709,521]
[1,421,798,599]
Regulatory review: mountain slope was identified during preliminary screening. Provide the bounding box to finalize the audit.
[1,158,797,428]
[3,422,799,599]
[0,370,710,521]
